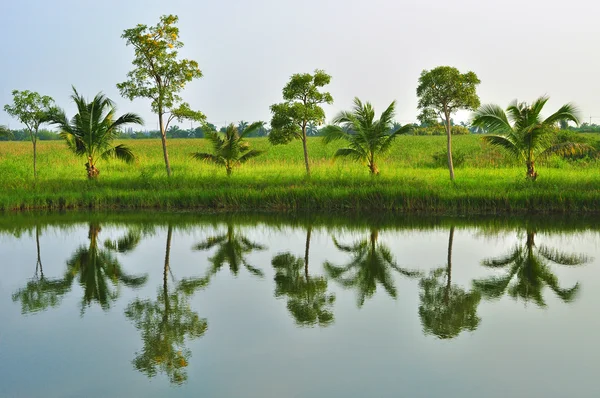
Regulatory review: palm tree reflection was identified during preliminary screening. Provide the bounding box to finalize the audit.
[473,229,589,307]
[325,229,420,307]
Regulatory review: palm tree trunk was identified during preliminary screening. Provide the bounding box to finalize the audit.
[445,109,455,181]
[445,226,455,304]
[304,226,312,281]
[159,111,172,177]
[526,160,537,180]
[369,153,379,175]
[85,157,99,179]
[301,124,311,177]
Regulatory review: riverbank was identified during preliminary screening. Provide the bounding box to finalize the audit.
[1,138,599,214]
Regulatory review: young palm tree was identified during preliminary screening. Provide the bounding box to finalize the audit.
[191,122,264,176]
[471,96,585,180]
[321,97,413,175]
[51,87,142,179]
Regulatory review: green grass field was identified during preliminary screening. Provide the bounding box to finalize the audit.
[1,135,600,213]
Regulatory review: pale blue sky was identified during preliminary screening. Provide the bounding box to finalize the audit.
[2,0,599,129]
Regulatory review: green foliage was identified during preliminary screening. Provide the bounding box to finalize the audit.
[191,122,264,176]
[50,87,142,179]
[269,69,333,175]
[413,125,470,136]
[432,149,466,168]
[118,14,204,176]
[322,97,412,174]
[472,96,589,179]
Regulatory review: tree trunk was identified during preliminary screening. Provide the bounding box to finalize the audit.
[159,112,172,177]
[32,138,37,179]
[369,154,379,175]
[226,162,232,176]
[445,109,455,181]
[164,225,173,314]
[35,224,43,278]
[445,226,455,305]
[85,157,100,179]
[304,226,312,281]
[526,160,537,180]
[301,124,311,177]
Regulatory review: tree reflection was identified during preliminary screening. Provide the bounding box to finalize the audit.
[272,226,335,327]
[12,225,71,314]
[419,226,482,339]
[126,225,208,385]
[67,223,148,314]
[193,223,266,280]
[325,229,420,307]
[473,229,589,307]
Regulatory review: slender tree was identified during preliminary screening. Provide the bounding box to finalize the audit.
[191,122,264,176]
[416,66,481,180]
[4,90,55,178]
[118,14,205,177]
[322,97,413,174]
[269,69,333,176]
[50,88,142,179]
[471,96,585,180]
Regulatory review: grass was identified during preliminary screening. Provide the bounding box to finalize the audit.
[1,135,600,213]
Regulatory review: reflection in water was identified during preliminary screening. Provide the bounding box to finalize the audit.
[473,229,590,307]
[272,226,335,327]
[67,223,148,314]
[12,225,71,314]
[193,223,266,280]
[125,225,208,385]
[324,229,420,307]
[419,227,482,339]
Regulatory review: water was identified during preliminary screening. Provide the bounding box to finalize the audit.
[1,213,599,397]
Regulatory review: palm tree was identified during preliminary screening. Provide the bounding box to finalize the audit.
[50,87,142,179]
[192,122,264,176]
[473,229,589,307]
[125,225,208,385]
[0,125,12,139]
[12,225,71,314]
[324,229,420,307]
[193,223,266,281]
[272,226,335,327]
[471,96,586,179]
[419,226,482,339]
[66,223,148,314]
[321,97,413,175]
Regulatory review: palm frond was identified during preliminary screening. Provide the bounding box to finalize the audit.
[538,142,594,160]
[537,245,589,265]
[471,104,512,133]
[482,134,524,161]
[238,149,264,164]
[191,152,225,165]
[542,102,581,127]
[101,144,135,163]
[321,125,349,144]
[334,147,365,161]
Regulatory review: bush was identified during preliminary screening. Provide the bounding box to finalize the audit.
[413,125,470,136]
[432,149,467,168]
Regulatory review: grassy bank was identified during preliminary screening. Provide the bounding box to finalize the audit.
[1,136,599,213]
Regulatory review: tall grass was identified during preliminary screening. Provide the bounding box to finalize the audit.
[1,136,599,213]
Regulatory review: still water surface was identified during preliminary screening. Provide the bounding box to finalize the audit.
[1,213,599,397]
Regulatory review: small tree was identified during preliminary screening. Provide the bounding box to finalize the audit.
[192,122,264,176]
[51,88,143,179]
[118,14,205,177]
[269,69,333,176]
[416,66,481,180]
[4,90,56,178]
[321,97,413,175]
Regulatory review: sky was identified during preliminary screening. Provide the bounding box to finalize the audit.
[1,0,599,130]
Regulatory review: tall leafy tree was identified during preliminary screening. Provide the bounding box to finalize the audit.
[191,122,264,176]
[50,88,142,179]
[419,226,481,339]
[272,227,335,327]
[3,90,56,178]
[0,125,12,139]
[118,14,205,177]
[125,225,208,385]
[471,96,584,180]
[416,66,481,180]
[325,229,420,307]
[322,97,413,175]
[473,229,589,307]
[269,69,333,176]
